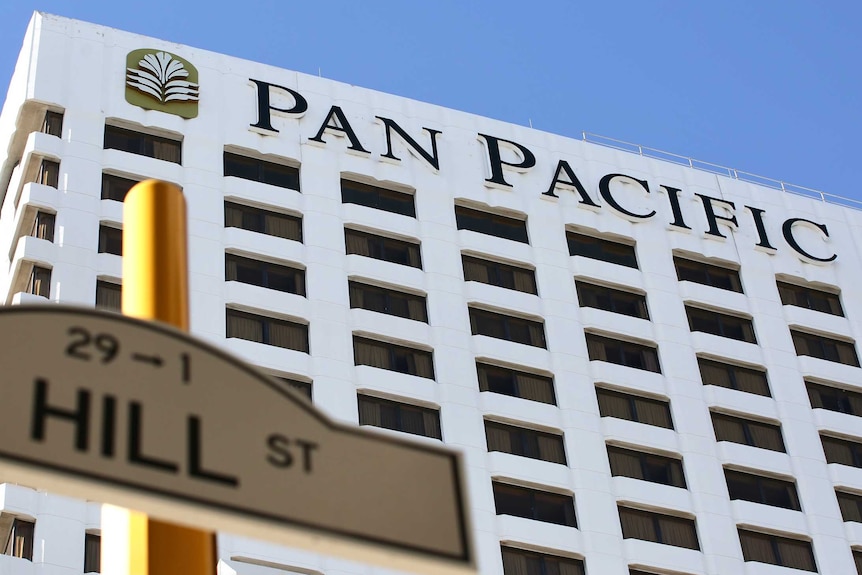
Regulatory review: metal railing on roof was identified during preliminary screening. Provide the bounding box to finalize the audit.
[581,132,862,210]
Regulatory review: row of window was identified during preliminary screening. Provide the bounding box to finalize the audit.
[1,514,99,572]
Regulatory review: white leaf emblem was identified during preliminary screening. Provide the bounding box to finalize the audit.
[126,51,199,103]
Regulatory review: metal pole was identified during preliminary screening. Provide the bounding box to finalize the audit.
[102,179,216,575]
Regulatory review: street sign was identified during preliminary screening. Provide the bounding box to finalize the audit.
[0,306,473,575]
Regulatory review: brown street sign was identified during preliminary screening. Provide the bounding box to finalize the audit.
[0,306,473,575]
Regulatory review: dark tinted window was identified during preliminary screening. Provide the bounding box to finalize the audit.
[686,306,756,343]
[576,281,648,319]
[492,482,576,527]
[98,225,123,255]
[225,253,305,296]
[477,363,556,404]
[341,179,415,217]
[101,173,138,201]
[500,546,584,575]
[837,490,862,523]
[725,469,800,510]
[95,281,121,312]
[822,434,862,468]
[778,280,843,316]
[41,110,63,137]
[31,211,55,242]
[225,309,308,352]
[345,228,421,268]
[104,125,181,163]
[83,533,100,573]
[455,205,528,243]
[485,420,566,464]
[358,394,441,439]
[38,159,59,188]
[28,266,51,298]
[274,376,312,399]
[469,307,546,348]
[738,529,816,572]
[586,333,660,372]
[567,231,637,268]
[607,445,686,488]
[224,152,300,191]
[808,381,862,416]
[353,336,434,379]
[596,388,673,429]
[698,358,770,396]
[711,412,785,452]
[224,201,302,242]
[462,255,537,294]
[349,281,427,322]
[674,256,742,292]
[4,518,34,560]
[791,329,859,366]
[618,507,699,550]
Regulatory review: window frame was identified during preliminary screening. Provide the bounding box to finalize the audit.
[607,444,686,488]
[353,335,435,379]
[822,434,862,468]
[698,357,770,397]
[225,308,309,353]
[455,205,528,243]
[84,532,100,573]
[41,110,63,137]
[710,411,786,452]
[724,468,801,510]
[348,280,428,322]
[224,151,300,191]
[791,329,860,367]
[484,419,567,464]
[567,230,638,268]
[3,517,34,560]
[468,306,547,348]
[777,280,843,316]
[737,528,817,572]
[98,224,123,255]
[575,280,649,319]
[357,393,441,439]
[31,211,55,242]
[225,253,306,296]
[224,200,303,242]
[807,380,862,416]
[104,124,182,164]
[461,254,537,294]
[344,228,422,268]
[95,280,122,312]
[837,490,862,523]
[27,266,51,298]
[492,481,577,527]
[585,333,661,373]
[341,179,415,217]
[500,546,585,575]
[618,506,699,550]
[674,255,743,292]
[101,173,139,201]
[685,305,757,343]
[596,387,674,429]
[476,362,556,405]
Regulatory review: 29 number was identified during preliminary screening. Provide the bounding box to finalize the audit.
[66,326,119,363]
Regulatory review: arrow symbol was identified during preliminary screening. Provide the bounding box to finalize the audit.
[132,352,163,367]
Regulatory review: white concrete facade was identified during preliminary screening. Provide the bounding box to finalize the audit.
[2,12,862,575]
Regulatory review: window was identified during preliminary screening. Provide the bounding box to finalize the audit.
[225,253,305,296]
[2,517,34,560]
[837,490,862,523]
[104,125,181,163]
[462,254,537,294]
[226,309,309,353]
[341,179,415,217]
[586,333,660,372]
[807,381,862,416]
[30,211,55,242]
[618,506,699,550]
[41,110,63,137]
[98,225,123,255]
[27,266,51,297]
[500,546,584,575]
[738,529,816,572]
[275,376,312,400]
[686,306,756,343]
[854,549,862,575]
[778,280,843,316]
[575,281,648,319]
[357,394,441,439]
[344,228,421,268]
[469,307,546,348]
[822,434,862,468]
[353,335,434,379]
[84,533,100,573]
[567,231,637,268]
[791,329,859,367]
[725,469,800,510]
[38,158,59,187]
[596,388,673,429]
[607,445,686,488]
[698,358,770,396]
[349,281,427,322]
[492,482,576,527]
[224,152,299,191]
[455,205,528,243]
[224,201,302,242]
[477,362,556,404]
[95,281,122,312]
[711,412,785,452]
[674,256,742,292]
[101,173,138,201]
[485,420,566,464]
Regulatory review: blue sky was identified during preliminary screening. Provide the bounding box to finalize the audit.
[1,1,860,203]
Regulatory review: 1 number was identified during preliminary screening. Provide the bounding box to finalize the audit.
[65,327,119,363]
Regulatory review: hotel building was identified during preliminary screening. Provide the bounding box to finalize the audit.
[2,12,862,575]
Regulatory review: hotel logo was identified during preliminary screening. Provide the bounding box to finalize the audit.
[125,49,199,118]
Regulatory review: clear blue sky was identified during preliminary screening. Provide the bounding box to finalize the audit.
[1,1,860,202]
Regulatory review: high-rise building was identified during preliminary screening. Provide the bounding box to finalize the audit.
[2,12,862,575]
